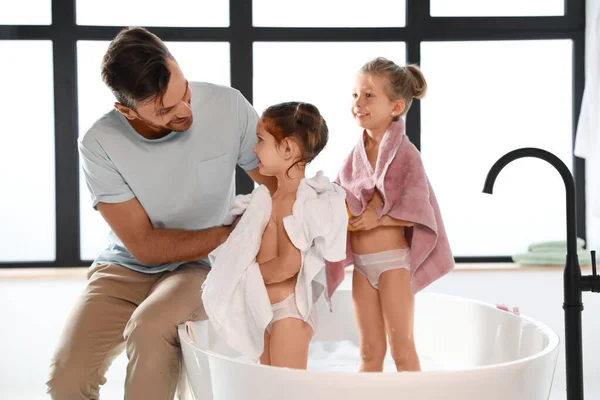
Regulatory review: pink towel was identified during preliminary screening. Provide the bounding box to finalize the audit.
[326,119,454,299]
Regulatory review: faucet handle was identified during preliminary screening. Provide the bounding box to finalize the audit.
[582,250,599,293]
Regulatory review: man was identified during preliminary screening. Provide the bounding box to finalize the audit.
[46,27,275,400]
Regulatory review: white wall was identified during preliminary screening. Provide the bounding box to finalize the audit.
[423,268,600,394]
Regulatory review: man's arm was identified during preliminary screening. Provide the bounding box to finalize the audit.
[246,168,278,195]
[97,198,231,265]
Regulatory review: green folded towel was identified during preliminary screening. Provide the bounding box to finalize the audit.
[527,238,586,253]
[512,250,592,266]
[512,238,592,266]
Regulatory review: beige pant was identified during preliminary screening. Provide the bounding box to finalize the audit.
[46,263,209,400]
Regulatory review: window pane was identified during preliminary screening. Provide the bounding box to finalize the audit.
[77,41,231,260]
[420,40,572,256]
[0,0,51,25]
[76,0,228,27]
[253,0,405,27]
[430,0,564,16]
[0,41,55,262]
[254,42,406,181]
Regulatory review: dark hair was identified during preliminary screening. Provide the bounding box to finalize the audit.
[261,101,328,173]
[361,57,427,120]
[101,27,172,109]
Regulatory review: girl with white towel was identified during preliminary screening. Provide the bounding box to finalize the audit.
[202,101,348,370]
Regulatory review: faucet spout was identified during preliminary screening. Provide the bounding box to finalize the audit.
[482,147,577,259]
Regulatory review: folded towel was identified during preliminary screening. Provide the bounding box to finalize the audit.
[511,237,591,266]
[327,118,454,297]
[526,238,586,253]
[512,250,592,266]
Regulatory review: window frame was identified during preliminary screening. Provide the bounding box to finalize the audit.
[0,0,586,267]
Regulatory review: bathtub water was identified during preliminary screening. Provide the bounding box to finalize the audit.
[178,291,559,400]
[224,339,446,372]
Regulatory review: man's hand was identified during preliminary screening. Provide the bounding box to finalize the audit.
[349,207,380,231]
[97,198,232,265]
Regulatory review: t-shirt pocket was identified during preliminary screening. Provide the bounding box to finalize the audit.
[197,154,234,197]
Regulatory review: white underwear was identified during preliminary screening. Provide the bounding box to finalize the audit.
[266,293,317,335]
[353,248,410,289]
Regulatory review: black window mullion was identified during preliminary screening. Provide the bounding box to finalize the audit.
[421,16,579,33]
[253,27,408,41]
[230,0,255,195]
[405,0,427,150]
[73,26,231,41]
[0,25,52,39]
[53,0,81,267]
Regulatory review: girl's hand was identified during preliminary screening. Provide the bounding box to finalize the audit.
[349,207,379,231]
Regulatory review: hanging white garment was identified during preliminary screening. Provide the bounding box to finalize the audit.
[574,2,600,248]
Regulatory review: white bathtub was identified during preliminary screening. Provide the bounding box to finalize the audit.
[178,290,559,400]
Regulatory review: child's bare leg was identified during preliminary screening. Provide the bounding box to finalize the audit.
[378,268,421,372]
[352,269,387,372]
[268,318,312,369]
[260,331,271,365]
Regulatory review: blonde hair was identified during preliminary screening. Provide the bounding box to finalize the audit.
[360,57,427,120]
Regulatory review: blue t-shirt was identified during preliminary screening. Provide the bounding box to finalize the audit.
[78,82,259,273]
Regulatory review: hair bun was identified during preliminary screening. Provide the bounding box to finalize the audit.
[405,65,427,100]
[294,102,322,132]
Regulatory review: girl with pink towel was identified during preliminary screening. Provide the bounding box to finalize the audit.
[327,57,455,373]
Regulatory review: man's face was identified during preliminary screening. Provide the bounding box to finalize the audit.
[123,58,193,134]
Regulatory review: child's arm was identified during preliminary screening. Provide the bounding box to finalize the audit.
[259,200,302,284]
[350,188,413,230]
[370,189,413,227]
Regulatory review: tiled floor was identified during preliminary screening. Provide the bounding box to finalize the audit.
[0,273,597,399]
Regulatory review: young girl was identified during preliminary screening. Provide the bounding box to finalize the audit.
[202,101,348,370]
[333,57,454,373]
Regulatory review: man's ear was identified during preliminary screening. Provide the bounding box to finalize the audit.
[114,103,136,120]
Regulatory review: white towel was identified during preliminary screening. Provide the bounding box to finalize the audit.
[201,185,273,361]
[575,4,600,217]
[201,171,348,361]
[221,192,253,225]
[282,171,348,318]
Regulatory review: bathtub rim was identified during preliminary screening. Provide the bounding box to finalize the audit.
[179,292,560,376]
